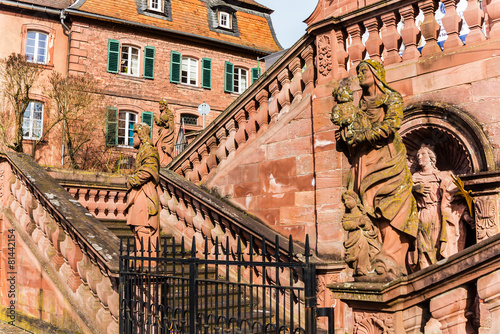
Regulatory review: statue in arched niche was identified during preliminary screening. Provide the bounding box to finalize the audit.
[154,98,175,167]
[412,144,473,269]
[333,60,418,281]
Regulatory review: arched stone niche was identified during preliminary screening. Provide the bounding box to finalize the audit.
[401,101,495,174]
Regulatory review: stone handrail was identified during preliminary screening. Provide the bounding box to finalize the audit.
[167,34,316,182]
[307,0,500,78]
[1,152,119,333]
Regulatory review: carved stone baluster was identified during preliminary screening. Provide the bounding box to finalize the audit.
[477,269,500,331]
[301,45,315,95]
[335,29,349,78]
[289,58,303,103]
[441,0,464,49]
[188,152,201,183]
[166,187,180,231]
[364,17,384,62]
[277,68,291,113]
[255,89,270,132]
[96,275,114,325]
[224,119,238,161]
[215,127,229,165]
[486,0,500,38]
[197,144,210,182]
[234,109,248,148]
[115,190,127,219]
[183,197,195,228]
[175,189,186,226]
[400,4,422,61]
[268,79,280,124]
[429,286,472,333]
[245,100,258,140]
[86,189,98,216]
[463,0,486,43]
[419,0,442,55]
[205,136,219,178]
[346,23,366,75]
[381,12,402,65]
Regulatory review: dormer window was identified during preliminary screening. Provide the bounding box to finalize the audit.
[148,0,162,12]
[218,11,232,29]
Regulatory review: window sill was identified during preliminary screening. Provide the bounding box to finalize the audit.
[177,84,203,92]
[117,74,145,82]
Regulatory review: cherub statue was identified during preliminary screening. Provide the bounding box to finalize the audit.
[154,99,175,167]
[341,190,382,277]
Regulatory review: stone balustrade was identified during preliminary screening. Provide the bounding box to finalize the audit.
[1,153,120,334]
[168,37,316,182]
[317,0,499,78]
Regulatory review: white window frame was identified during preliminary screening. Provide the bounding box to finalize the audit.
[181,57,199,86]
[148,0,162,12]
[118,111,138,147]
[25,31,48,64]
[233,67,248,94]
[120,45,140,76]
[23,101,44,140]
[218,11,232,29]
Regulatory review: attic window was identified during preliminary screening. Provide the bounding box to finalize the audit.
[148,0,162,12]
[218,11,232,29]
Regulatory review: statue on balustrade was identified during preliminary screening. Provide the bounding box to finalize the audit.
[125,122,160,252]
[333,60,418,281]
[412,144,473,269]
[154,98,175,167]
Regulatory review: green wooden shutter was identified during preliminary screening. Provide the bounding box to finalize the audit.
[107,39,120,73]
[106,107,118,146]
[141,111,154,139]
[143,46,155,79]
[170,51,181,83]
[252,67,261,83]
[224,61,233,93]
[201,58,212,89]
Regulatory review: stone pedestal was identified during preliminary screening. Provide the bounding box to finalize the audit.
[429,286,472,334]
[477,270,500,331]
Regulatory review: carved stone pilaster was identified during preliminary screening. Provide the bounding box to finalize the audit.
[477,270,500,331]
[317,34,333,78]
[475,195,498,242]
[429,286,472,333]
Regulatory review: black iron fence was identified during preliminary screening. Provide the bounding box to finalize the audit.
[119,234,321,334]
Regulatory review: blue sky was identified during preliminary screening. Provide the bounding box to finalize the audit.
[256,0,318,49]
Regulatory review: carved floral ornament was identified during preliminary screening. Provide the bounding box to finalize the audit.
[475,196,497,241]
[354,311,395,334]
[317,35,332,76]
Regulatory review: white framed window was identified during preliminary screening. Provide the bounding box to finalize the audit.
[25,31,48,64]
[218,11,231,29]
[233,67,248,94]
[181,57,198,86]
[23,101,43,140]
[148,0,162,12]
[120,45,140,76]
[118,111,138,146]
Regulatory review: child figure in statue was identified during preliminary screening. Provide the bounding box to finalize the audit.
[342,191,382,277]
[331,85,370,147]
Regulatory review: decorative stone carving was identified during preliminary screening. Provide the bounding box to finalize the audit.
[475,196,497,242]
[353,311,395,334]
[154,99,175,167]
[317,35,332,77]
[341,191,382,277]
[412,145,473,269]
[334,60,418,282]
[125,122,160,253]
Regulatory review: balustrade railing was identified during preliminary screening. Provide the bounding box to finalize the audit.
[1,152,120,333]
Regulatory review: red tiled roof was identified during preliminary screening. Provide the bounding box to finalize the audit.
[73,0,281,54]
[10,0,73,9]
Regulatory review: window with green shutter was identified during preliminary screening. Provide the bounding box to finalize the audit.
[141,111,154,139]
[106,107,118,146]
[252,67,261,83]
[107,39,120,73]
[224,61,233,93]
[170,51,181,83]
[143,46,155,79]
[201,58,212,89]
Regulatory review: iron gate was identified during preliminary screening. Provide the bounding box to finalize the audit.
[119,234,323,334]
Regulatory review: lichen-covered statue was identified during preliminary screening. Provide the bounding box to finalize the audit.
[154,99,175,167]
[334,60,418,281]
[125,122,160,253]
[412,144,473,268]
[342,191,382,277]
